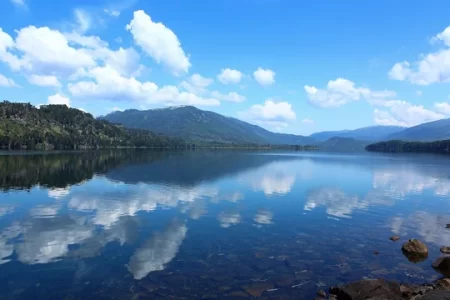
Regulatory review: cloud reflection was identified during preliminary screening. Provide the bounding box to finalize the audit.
[128,221,187,280]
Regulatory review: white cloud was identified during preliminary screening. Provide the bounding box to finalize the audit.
[69,66,220,107]
[238,99,296,130]
[126,10,190,75]
[301,118,314,125]
[28,74,61,87]
[74,9,91,33]
[388,25,450,85]
[0,74,18,87]
[104,9,120,17]
[373,100,445,127]
[254,210,273,225]
[217,68,243,84]
[10,0,26,8]
[434,102,450,116]
[47,93,71,107]
[253,67,275,86]
[210,91,246,103]
[0,26,96,77]
[180,73,213,94]
[304,78,396,108]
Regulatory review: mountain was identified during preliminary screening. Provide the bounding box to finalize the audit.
[317,137,370,152]
[102,106,315,145]
[386,118,450,141]
[310,125,406,142]
[0,102,184,150]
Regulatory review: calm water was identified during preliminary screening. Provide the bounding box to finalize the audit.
[1,150,450,299]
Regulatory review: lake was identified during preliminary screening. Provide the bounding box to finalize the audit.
[0,150,450,299]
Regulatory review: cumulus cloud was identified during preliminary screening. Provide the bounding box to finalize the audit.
[253,67,275,86]
[128,221,187,279]
[68,66,220,107]
[47,93,71,107]
[388,25,450,85]
[28,74,61,87]
[210,91,246,103]
[0,73,18,87]
[304,78,396,108]
[434,102,450,116]
[238,99,296,130]
[254,210,273,225]
[373,100,445,127]
[179,73,213,94]
[217,68,243,84]
[74,9,92,34]
[126,10,190,75]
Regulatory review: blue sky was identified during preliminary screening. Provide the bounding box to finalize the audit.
[1,0,450,135]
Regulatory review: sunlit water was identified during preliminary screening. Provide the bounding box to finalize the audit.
[1,150,450,299]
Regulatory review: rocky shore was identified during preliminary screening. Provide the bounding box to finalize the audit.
[322,277,450,300]
[319,240,450,300]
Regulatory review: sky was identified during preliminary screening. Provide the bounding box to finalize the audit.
[1,0,450,135]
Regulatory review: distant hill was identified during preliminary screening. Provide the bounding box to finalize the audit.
[0,102,184,150]
[102,106,315,145]
[317,137,370,152]
[366,139,450,154]
[310,126,405,142]
[386,118,450,141]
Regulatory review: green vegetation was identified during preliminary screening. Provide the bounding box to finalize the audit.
[366,139,450,154]
[102,106,316,145]
[0,101,185,150]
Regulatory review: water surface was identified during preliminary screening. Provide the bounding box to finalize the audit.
[1,150,450,299]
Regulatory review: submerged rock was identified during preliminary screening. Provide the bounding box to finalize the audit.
[441,247,450,254]
[402,239,428,263]
[316,289,327,298]
[329,279,403,300]
[433,257,450,277]
[390,236,400,242]
[241,281,274,297]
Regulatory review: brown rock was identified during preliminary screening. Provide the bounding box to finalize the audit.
[435,278,450,290]
[402,239,429,263]
[241,281,274,297]
[418,290,450,300]
[400,284,413,297]
[390,235,400,241]
[433,257,450,277]
[441,247,450,254]
[316,289,327,298]
[329,279,403,300]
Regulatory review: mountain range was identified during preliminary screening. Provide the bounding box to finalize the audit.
[102,106,316,145]
[103,106,450,147]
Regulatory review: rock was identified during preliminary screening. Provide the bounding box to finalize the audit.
[390,236,400,241]
[432,257,450,277]
[316,289,327,298]
[241,281,274,297]
[417,290,450,300]
[400,284,413,297]
[329,279,403,300]
[273,276,294,288]
[446,224,450,229]
[373,251,380,255]
[402,239,429,262]
[441,247,450,254]
[435,278,450,290]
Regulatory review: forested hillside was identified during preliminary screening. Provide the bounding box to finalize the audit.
[366,140,450,154]
[0,102,185,150]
